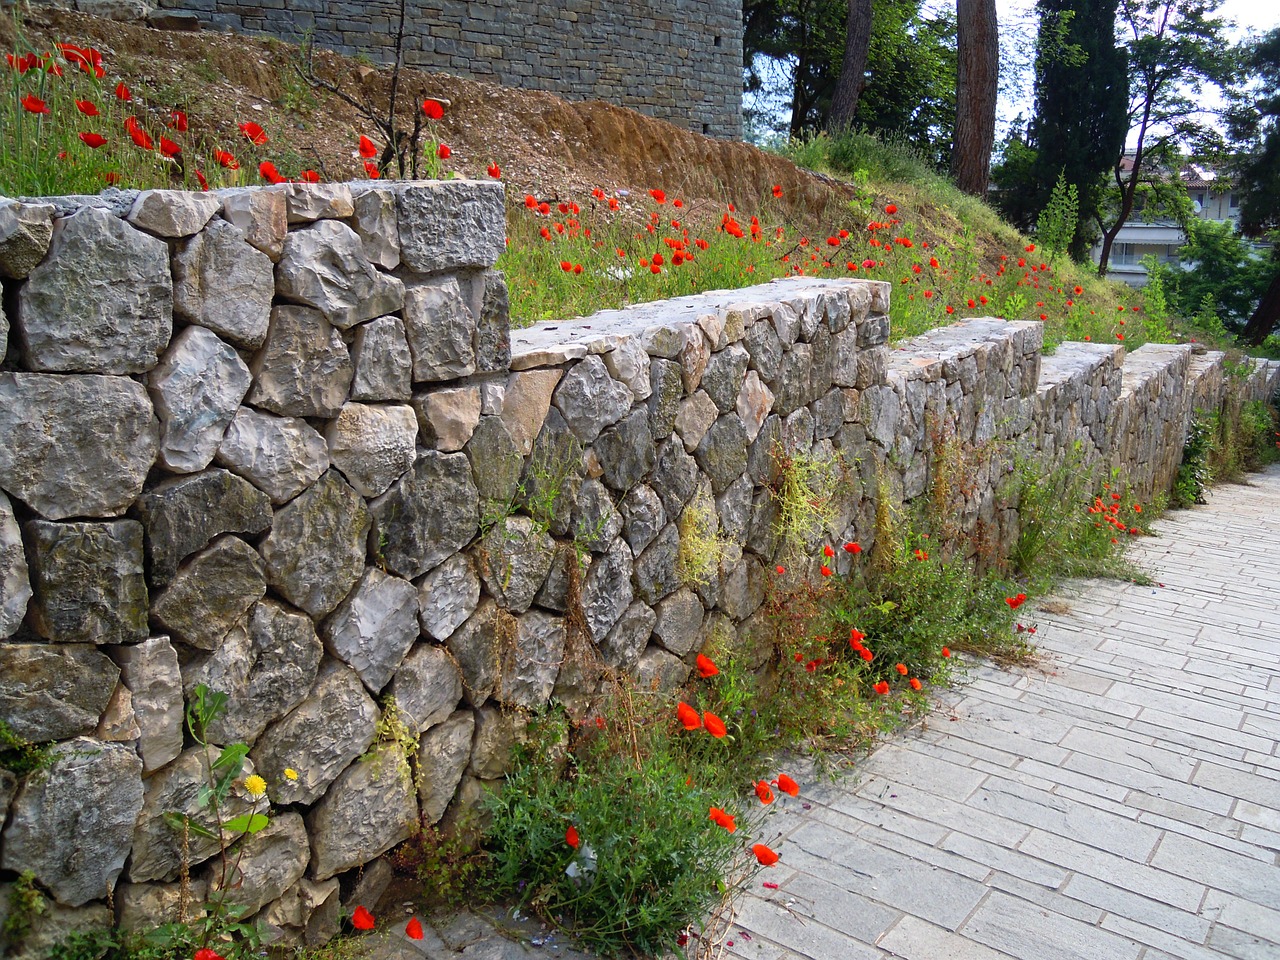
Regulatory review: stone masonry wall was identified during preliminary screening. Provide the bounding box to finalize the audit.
[155,0,745,139]
[0,182,1278,952]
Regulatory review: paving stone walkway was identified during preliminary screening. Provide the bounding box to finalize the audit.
[723,464,1280,960]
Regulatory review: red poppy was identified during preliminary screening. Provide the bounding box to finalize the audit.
[849,627,865,646]
[75,99,100,116]
[820,565,832,577]
[259,160,285,184]
[885,203,898,214]
[844,542,861,554]
[704,712,727,738]
[78,132,107,148]
[696,654,719,679]
[159,136,181,158]
[1005,594,1026,610]
[941,646,951,658]
[895,663,908,676]
[909,677,922,691]
[405,918,424,940]
[114,81,131,101]
[752,843,780,866]
[676,702,702,731]
[194,950,225,960]
[649,188,666,204]
[487,161,501,178]
[20,94,48,115]
[777,774,800,797]
[775,565,785,575]
[874,680,890,695]
[168,110,188,131]
[422,98,445,120]
[352,906,375,930]
[823,544,835,558]
[709,806,737,833]
[560,260,573,272]
[437,142,451,159]
[129,127,154,150]
[524,194,537,208]
[772,184,783,198]
[299,170,320,183]
[239,121,268,145]
[215,150,239,169]
[195,170,209,191]
[364,160,380,178]
[914,549,928,561]
[353,134,376,158]
[565,825,580,849]
[860,647,874,662]
[755,781,774,805]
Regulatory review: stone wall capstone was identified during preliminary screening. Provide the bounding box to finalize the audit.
[0,182,1278,953]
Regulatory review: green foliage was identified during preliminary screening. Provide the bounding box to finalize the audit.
[390,819,492,911]
[2,871,46,949]
[1152,218,1275,332]
[1174,414,1216,506]
[1035,171,1079,261]
[677,492,742,587]
[0,720,53,776]
[1138,256,1177,344]
[769,445,843,556]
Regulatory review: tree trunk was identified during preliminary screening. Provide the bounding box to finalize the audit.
[951,0,999,196]
[828,0,873,130]
[1241,263,1280,345]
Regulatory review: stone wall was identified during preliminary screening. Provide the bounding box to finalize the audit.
[0,182,1278,953]
[153,0,745,139]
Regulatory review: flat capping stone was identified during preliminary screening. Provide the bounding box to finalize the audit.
[509,277,873,369]
[1119,342,1194,395]
[887,316,1035,382]
[1037,341,1124,390]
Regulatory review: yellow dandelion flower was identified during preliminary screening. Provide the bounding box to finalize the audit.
[284,767,299,781]
[243,774,267,800]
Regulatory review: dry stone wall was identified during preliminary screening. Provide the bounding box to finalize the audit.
[0,181,1278,952]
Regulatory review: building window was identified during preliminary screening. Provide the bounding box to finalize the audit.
[1229,193,1239,208]
[1194,192,1205,206]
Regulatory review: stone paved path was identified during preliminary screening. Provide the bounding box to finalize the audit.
[723,463,1280,960]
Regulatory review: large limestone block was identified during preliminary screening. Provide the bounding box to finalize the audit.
[416,552,480,642]
[127,747,267,883]
[152,535,266,650]
[351,315,412,402]
[172,217,275,350]
[0,894,111,960]
[115,877,209,932]
[599,602,656,676]
[1,738,143,906]
[283,183,354,223]
[553,355,632,444]
[467,704,525,779]
[215,407,329,504]
[325,402,417,498]
[603,337,652,402]
[474,268,512,373]
[18,206,171,373]
[0,643,119,742]
[217,186,288,261]
[0,493,30,637]
[479,515,556,614]
[108,637,184,774]
[466,415,523,505]
[416,709,474,825]
[0,198,55,278]
[126,189,221,237]
[351,185,400,270]
[445,599,514,707]
[321,567,419,694]
[581,538,634,642]
[0,373,158,521]
[695,415,750,494]
[276,219,404,328]
[413,385,482,452]
[397,180,506,273]
[251,660,378,806]
[499,610,565,708]
[134,468,272,587]
[24,519,148,645]
[595,408,656,493]
[402,276,477,382]
[206,812,310,918]
[149,325,252,473]
[387,643,464,734]
[247,306,353,418]
[370,451,479,581]
[307,742,418,881]
[635,646,690,693]
[257,876,340,948]
[501,368,564,456]
[183,599,323,746]
[653,588,705,656]
[260,470,371,618]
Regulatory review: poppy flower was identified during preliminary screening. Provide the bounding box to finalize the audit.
[849,627,865,646]
[941,646,951,658]
[820,565,832,577]
[565,825,580,849]
[364,160,380,178]
[755,781,774,805]
[823,544,835,558]
[352,906,376,930]
[676,702,702,731]
[259,160,285,184]
[560,260,573,272]
[775,565,785,575]
[129,127,154,150]
[895,663,908,676]
[437,143,451,159]
[649,188,666,204]
[524,194,537,208]
[168,110,188,132]
[487,161,501,178]
[709,806,737,832]
[914,549,928,561]
[103,171,121,184]
[195,170,209,191]
[885,203,898,214]
[860,647,874,661]
[239,121,268,145]
[78,132,107,148]
[704,711,727,738]
[696,654,719,678]
[114,81,131,101]
[844,542,861,554]
[299,170,320,183]
[776,774,800,797]
[909,677,922,691]
[406,918,424,940]
[752,843,780,866]
[75,99,99,116]
[215,150,239,169]
[772,184,783,197]
[194,950,225,960]
[21,94,48,114]
[422,98,445,119]
[1005,595,1025,610]
[874,680,890,695]
[358,135,377,158]
[159,136,181,158]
